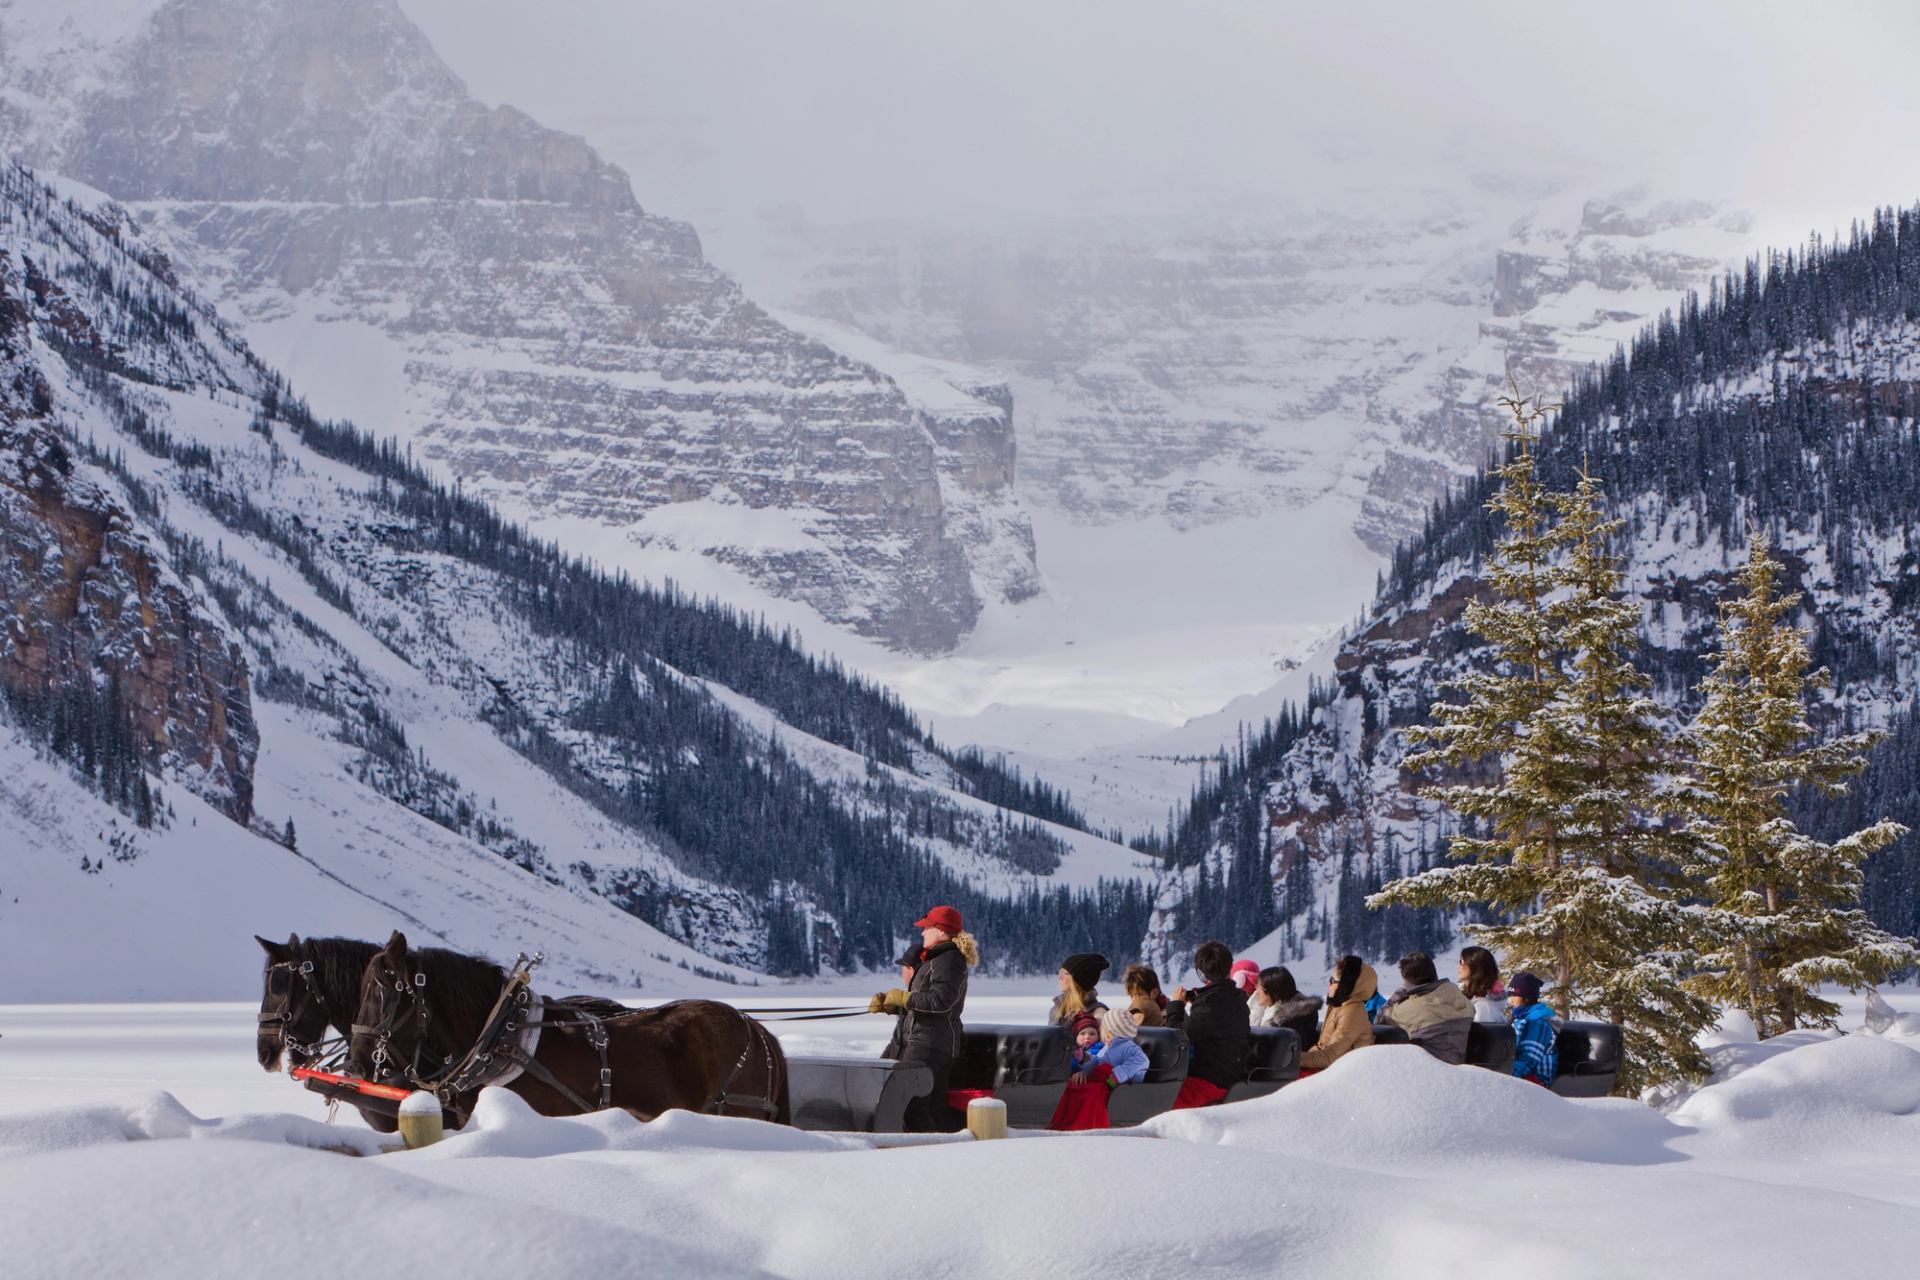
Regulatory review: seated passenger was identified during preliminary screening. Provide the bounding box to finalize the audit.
[1376,951,1475,1064]
[1166,939,1250,1108]
[1066,1010,1103,1079]
[1507,971,1559,1085]
[1048,1010,1115,1130]
[1252,965,1323,1048]
[1298,955,1376,1074]
[1229,958,1261,999]
[1049,953,1110,1026]
[1092,1006,1150,1085]
[1458,946,1507,1023]
[1124,963,1168,1027]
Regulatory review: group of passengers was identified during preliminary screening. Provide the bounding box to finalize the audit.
[1033,941,1562,1129]
[866,902,1559,1134]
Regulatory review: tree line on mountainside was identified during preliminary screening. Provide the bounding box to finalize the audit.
[1157,205,1920,1041]
[5,169,1143,975]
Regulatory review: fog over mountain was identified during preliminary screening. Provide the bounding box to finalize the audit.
[399,0,1920,242]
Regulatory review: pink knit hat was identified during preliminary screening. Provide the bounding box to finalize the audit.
[1230,958,1260,995]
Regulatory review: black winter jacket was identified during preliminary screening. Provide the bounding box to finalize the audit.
[899,940,969,1062]
[1165,979,1251,1088]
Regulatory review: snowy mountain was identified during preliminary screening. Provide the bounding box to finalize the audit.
[0,162,1154,997]
[1142,207,1920,969]
[678,179,1759,804]
[740,183,1753,555]
[0,0,1040,655]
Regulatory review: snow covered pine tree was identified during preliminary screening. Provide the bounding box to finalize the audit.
[1370,390,1715,1091]
[1679,530,1917,1036]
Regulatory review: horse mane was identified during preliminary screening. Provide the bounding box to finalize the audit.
[408,944,509,1043]
[293,936,381,1031]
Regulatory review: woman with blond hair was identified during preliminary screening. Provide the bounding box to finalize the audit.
[869,904,979,1132]
[1047,952,1110,1025]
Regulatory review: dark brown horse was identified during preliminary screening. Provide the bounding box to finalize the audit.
[347,930,790,1125]
[254,934,398,1133]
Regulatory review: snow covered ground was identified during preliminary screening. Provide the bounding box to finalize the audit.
[2,989,1917,1278]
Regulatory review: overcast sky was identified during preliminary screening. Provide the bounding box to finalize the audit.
[397,0,1920,252]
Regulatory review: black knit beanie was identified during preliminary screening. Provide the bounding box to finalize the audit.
[1062,952,1109,991]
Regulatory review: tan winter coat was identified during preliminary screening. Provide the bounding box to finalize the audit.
[1377,978,1475,1064]
[1299,962,1377,1071]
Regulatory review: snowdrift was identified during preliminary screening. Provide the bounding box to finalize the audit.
[3,1027,1917,1279]
[1143,1042,1686,1168]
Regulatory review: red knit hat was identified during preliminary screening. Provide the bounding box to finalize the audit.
[1069,1010,1102,1040]
[914,904,963,934]
[1230,958,1260,994]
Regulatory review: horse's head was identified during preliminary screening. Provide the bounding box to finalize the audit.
[350,929,432,1085]
[255,933,329,1072]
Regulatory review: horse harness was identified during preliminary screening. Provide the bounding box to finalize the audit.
[354,954,780,1121]
[707,1007,782,1121]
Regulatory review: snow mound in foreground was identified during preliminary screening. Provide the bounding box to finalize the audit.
[0,1090,389,1160]
[1671,1033,1920,1153]
[1142,1043,1685,1169]
[0,1138,765,1279]
[409,1086,865,1159]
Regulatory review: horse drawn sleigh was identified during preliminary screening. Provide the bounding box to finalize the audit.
[257,933,1625,1138]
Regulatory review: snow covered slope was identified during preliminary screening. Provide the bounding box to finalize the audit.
[0,162,1154,996]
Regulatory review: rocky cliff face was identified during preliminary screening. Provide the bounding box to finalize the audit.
[755,186,1753,557]
[1357,193,1754,552]
[0,243,256,818]
[0,0,1038,654]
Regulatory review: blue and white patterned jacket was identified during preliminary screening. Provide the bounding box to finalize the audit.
[1510,1000,1559,1081]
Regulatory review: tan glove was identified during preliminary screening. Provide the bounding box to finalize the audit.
[866,991,889,1014]
[881,988,910,1013]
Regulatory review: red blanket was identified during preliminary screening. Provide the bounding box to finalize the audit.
[1172,1075,1229,1109]
[1047,1076,1113,1130]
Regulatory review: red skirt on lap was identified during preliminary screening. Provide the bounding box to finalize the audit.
[1173,1076,1229,1109]
[1048,1080,1113,1130]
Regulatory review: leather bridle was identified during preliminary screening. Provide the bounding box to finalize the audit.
[350,962,446,1085]
[258,957,342,1067]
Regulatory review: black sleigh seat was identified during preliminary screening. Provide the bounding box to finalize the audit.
[1466,1020,1517,1073]
[1549,1021,1623,1098]
[1368,1020,1517,1073]
[1106,1026,1191,1127]
[786,1055,933,1132]
[1223,1026,1300,1104]
[952,1023,1074,1128]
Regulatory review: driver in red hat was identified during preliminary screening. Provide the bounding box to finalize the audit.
[868,904,978,1131]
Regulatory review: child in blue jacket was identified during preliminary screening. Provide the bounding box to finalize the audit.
[1507,971,1559,1084]
[1091,1006,1150,1084]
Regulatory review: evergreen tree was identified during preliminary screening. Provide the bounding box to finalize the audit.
[1680,531,1917,1035]
[1371,394,1713,1090]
